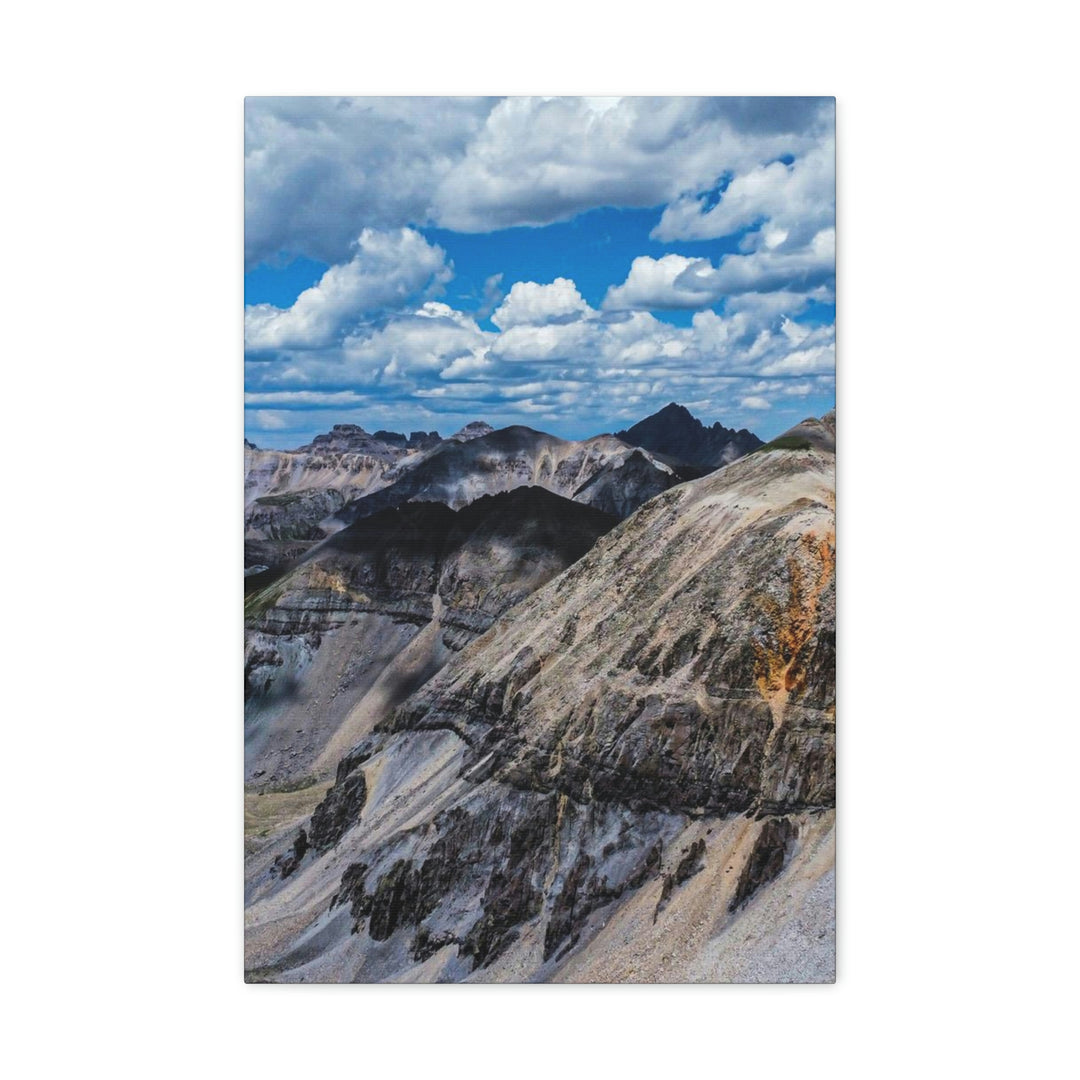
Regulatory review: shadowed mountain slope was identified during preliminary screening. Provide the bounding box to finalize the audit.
[245,487,617,788]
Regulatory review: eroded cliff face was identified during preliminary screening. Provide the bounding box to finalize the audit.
[244,418,836,983]
[243,433,404,562]
[244,488,617,788]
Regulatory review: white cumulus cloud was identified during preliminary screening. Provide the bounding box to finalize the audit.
[652,135,835,248]
[604,229,835,312]
[491,277,592,329]
[245,96,834,264]
[244,229,451,351]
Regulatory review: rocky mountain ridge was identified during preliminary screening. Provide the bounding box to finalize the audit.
[244,406,760,571]
[330,426,690,529]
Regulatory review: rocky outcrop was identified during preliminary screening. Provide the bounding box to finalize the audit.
[615,402,762,468]
[309,756,369,851]
[451,421,495,442]
[729,816,796,911]
[372,429,441,450]
[295,424,406,458]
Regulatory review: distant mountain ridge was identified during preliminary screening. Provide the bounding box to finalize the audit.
[244,404,763,572]
[331,425,688,529]
[615,402,763,468]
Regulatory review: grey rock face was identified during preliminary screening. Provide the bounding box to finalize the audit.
[244,432,410,572]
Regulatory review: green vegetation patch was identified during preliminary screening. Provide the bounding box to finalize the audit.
[244,578,287,619]
[254,493,305,507]
[244,778,332,852]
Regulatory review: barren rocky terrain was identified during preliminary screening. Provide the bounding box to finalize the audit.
[243,407,835,982]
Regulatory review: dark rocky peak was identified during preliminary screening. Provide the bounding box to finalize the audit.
[451,421,495,442]
[408,430,442,450]
[615,403,763,469]
[373,429,442,450]
[451,485,616,539]
[326,500,459,559]
[244,438,259,450]
[373,429,408,448]
[656,402,694,422]
[294,424,404,457]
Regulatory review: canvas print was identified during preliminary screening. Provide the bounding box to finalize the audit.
[244,96,836,983]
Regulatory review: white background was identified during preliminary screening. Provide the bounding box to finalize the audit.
[3,2,1076,1077]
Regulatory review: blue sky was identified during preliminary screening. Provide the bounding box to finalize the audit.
[245,97,835,447]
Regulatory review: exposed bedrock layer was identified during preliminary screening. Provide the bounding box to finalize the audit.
[244,416,836,982]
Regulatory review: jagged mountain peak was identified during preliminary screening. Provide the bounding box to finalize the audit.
[295,424,389,453]
[451,421,495,442]
[615,402,763,469]
[371,429,442,450]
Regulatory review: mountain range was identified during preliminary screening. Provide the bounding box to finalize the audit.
[244,403,835,982]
